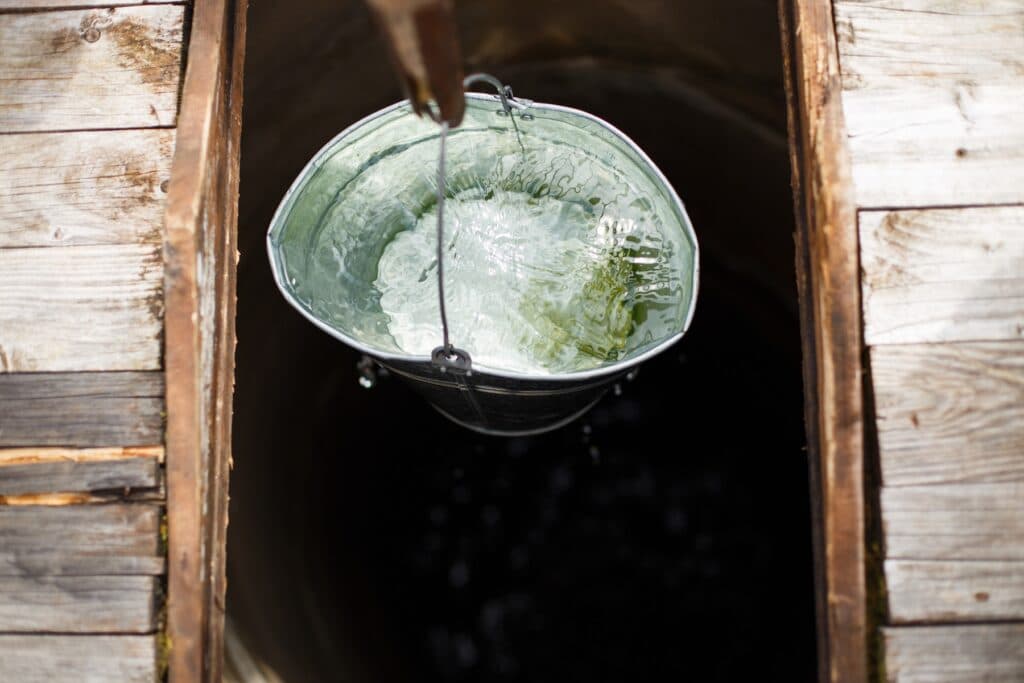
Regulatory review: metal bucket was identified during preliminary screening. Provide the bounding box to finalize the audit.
[267,80,699,436]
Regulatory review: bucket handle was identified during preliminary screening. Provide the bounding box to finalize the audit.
[430,73,527,375]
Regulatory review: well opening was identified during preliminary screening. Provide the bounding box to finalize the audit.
[229,1,816,680]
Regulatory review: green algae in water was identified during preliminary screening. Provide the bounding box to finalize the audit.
[269,99,697,375]
[375,184,681,374]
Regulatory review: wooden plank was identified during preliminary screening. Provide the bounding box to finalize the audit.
[0,504,160,555]
[871,342,1024,486]
[0,130,175,248]
[0,372,164,447]
[884,624,1024,683]
[886,559,1024,623]
[0,575,157,632]
[0,456,158,495]
[0,445,164,465]
[0,371,163,400]
[843,85,1024,208]
[882,483,1024,561]
[835,1,1024,91]
[861,208,1024,345]
[0,5,184,132]
[0,244,163,372]
[0,0,178,7]
[165,0,245,678]
[0,634,156,683]
[836,0,1024,207]
[0,551,165,576]
[780,0,867,681]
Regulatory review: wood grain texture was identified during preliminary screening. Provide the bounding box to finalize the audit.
[0,504,160,555]
[882,483,1024,561]
[836,1,1024,207]
[886,559,1024,623]
[164,0,245,678]
[0,552,165,576]
[0,372,164,447]
[0,575,156,632]
[780,0,866,681]
[0,244,163,372]
[0,634,156,683]
[884,624,1024,683]
[0,130,175,248]
[0,5,184,132]
[0,456,158,495]
[870,342,1024,486]
[835,1,1024,91]
[0,445,164,465]
[861,208,1024,345]
[0,0,177,6]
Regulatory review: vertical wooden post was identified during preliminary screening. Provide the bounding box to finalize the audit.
[778,0,867,681]
[164,0,246,679]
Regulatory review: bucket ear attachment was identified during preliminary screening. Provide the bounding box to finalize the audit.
[431,346,472,375]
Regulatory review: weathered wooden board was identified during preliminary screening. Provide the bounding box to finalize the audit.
[164,0,246,678]
[836,1,1024,207]
[0,504,160,555]
[870,342,1024,486]
[779,0,866,681]
[0,244,163,373]
[0,456,158,495]
[0,552,165,576]
[0,371,163,400]
[835,1,1024,91]
[0,634,156,683]
[0,575,157,632]
[0,6,184,132]
[881,483,1024,561]
[842,84,1024,208]
[0,0,177,7]
[0,445,164,465]
[884,623,1024,683]
[861,209,1024,345]
[886,559,1024,623]
[0,130,175,248]
[0,372,164,446]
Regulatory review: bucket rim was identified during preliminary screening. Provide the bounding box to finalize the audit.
[267,92,700,382]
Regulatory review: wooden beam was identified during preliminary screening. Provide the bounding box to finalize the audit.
[886,559,1024,623]
[871,342,1024,486]
[861,208,1024,345]
[779,0,867,681]
[0,130,175,248]
[882,483,1024,561]
[0,504,160,555]
[0,372,164,447]
[884,623,1024,683]
[836,0,1024,207]
[164,0,244,679]
[0,5,184,132]
[0,634,157,683]
[0,575,157,632]
[0,244,163,372]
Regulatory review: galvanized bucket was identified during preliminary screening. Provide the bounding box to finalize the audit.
[267,79,699,436]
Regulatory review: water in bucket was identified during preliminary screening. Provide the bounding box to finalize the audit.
[268,79,699,434]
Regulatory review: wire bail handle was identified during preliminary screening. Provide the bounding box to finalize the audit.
[430,73,528,375]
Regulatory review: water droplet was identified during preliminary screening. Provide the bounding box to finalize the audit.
[357,375,374,389]
[613,383,623,396]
